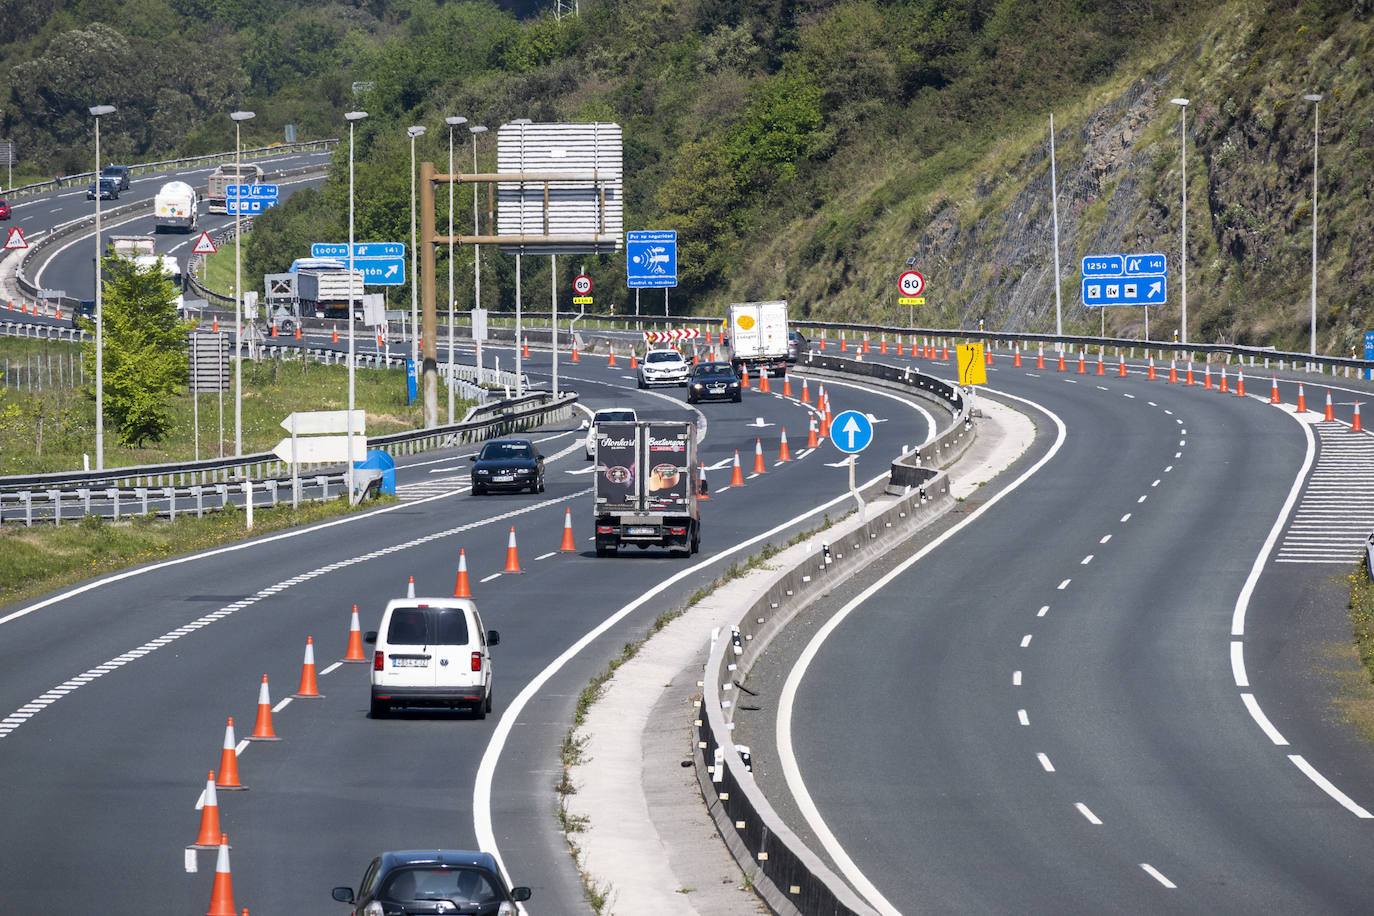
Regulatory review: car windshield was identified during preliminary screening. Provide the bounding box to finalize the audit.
[386,607,470,646]
[480,442,531,460]
[595,411,636,423]
[380,866,499,904]
[646,351,682,364]
[693,364,733,376]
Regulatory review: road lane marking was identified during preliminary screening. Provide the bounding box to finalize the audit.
[320,661,343,676]
[480,573,501,583]
[1241,692,1288,745]
[1289,755,1374,818]
[1137,494,1148,503]
[1141,864,1176,888]
[1037,605,1049,617]
[1013,670,1023,686]
[1037,753,1055,772]
[1075,803,1102,825]
[1100,535,1111,544]
[535,551,557,560]
[1018,709,1029,726]
[273,697,292,713]
[1121,513,1131,522]
[1020,634,1033,648]
[1057,579,1071,590]
[1081,555,1093,565]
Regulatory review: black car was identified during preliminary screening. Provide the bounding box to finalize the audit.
[687,361,742,403]
[469,438,544,494]
[86,178,120,201]
[787,329,808,363]
[333,849,532,916]
[100,163,131,190]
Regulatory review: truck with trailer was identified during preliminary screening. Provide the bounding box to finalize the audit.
[153,181,198,232]
[265,267,365,323]
[724,300,789,378]
[593,421,701,557]
[206,162,264,214]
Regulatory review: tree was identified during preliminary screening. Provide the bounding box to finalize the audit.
[79,257,194,447]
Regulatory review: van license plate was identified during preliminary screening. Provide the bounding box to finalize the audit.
[392,657,428,668]
[628,526,656,535]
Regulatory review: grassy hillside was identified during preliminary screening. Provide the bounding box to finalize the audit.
[6,0,1371,353]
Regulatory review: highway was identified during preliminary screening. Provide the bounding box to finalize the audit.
[738,354,1374,914]
[6,164,1374,913]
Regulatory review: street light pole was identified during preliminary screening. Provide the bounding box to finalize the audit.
[1049,112,1063,340]
[408,125,426,366]
[89,104,115,471]
[444,116,466,423]
[1304,93,1323,360]
[345,110,368,498]
[469,125,488,379]
[1170,98,1189,345]
[230,110,255,458]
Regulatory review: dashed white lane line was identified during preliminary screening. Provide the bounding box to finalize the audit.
[535,551,557,560]
[1037,753,1055,773]
[1164,465,1173,472]
[1057,579,1071,590]
[1037,605,1049,617]
[1081,555,1094,565]
[1121,513,1132,523]
[236,739,250,755]
[479,573,502,583]
[320,661,343,676]
[1241,693,1288,745]
[1124,393,1136,399]
[1137,494,1148,503]
[1076,803,1103,825]
[1020,634,1033,648]
[1141,864,1176,888]
[1018,709,1029,726]
[1013,670,1023,686]
[273,697,293,713]
[1175,452,1182,458]
[1100,534,1112,544]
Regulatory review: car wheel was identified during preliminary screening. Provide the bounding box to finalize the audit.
[486,689,493,714]
[732,391,742,403]
[472,485,486,496]
[370,697,389,719]
[637,378,646,389]
[687,395,697,404]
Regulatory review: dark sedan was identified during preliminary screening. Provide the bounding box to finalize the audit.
[333,849,532,916]
[687,361,742,403]
[86,178,120,201]
[469,438,544,494]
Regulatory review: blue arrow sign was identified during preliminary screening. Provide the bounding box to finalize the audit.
[227,184,279,200]
[356,258,406,286]
[1080,252,1168,307]
[829,409,874,454]
[627,230,677,288]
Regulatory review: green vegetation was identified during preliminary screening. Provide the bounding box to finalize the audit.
[1341,563,1374,742]
[0,495,384,609]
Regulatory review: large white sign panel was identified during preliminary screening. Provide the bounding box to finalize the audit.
[496,122,623,254]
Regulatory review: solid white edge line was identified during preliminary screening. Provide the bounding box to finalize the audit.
[775,388,1066,916]
[1230,640,1249,687]
[1289,755,1374,818]
[1140,863,1176,888]
[1241,692,1288,746]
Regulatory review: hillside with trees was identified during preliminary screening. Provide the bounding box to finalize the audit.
[4,0,1371,353]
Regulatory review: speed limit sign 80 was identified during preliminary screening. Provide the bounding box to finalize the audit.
[573,274,593,295]
[898,270,925,298]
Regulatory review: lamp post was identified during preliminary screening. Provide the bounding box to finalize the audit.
[510,118,532,397]
[1170,98,1189,345]
[408,125,426,365]
[229,110,255,457]
[89,104,115,471]
[1304,93,1322,360]
[345,110,368,498]
[1049,112,1063,341]
[444,116,467,423]
[469,125,487,379]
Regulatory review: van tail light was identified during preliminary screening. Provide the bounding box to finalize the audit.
[373,651,384,671]
[596,526,615,534]
[471,652,482,672]
[670,527,687,535]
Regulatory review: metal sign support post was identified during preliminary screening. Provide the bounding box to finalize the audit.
[290,415,300,508]
[551,253,559,398]
[515,253,523,396]
[848,453,865,520]
[418,161,439,428]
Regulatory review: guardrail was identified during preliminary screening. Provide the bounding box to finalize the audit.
[3,140,337,200]
[0,391,576,524]
[693,355,971,914]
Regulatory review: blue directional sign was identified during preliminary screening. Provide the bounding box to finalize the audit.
[309,242,407,286]
[627,230,677,288]
[1364,331,1374,381]
[829,409,874,454]
[1081,252,1168,307]
[227,183,279,214]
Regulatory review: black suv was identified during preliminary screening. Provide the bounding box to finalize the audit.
[100,164,131,190]
[333,850,532,915]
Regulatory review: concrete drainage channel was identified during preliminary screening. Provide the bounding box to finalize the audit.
[565,355,979,915]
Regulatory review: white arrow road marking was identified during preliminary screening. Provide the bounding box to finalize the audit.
[565,467,597,475]
[750,417,774,427]
[705,458,735,470]
[824,460,851,468]
[864,413,889,423]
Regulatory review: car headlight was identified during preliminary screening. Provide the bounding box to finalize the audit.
[475,469,490,476]
[692,382,703,389]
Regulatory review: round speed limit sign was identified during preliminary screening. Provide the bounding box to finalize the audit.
[573,274,593,295]
[898,270,925,298]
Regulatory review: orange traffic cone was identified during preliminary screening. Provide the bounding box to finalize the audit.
[248,675,279,741]
[1219,365,1229,393]
[753,439,766,474]
[1168,358,1178,383]
[1147,356,1157,380]
[779,429,792,461]
[453,549,472,597]
[294,324,302,340]
[730,451,745,486]
[192,772,222,848]
[1117,354,1127,377]
[880,336,888,354]
[294,637,322,698]
[759,371,771,393]
[1096,349,1105,376]
[1036,343,1046,369]
[1325,391,1335,421]
[782,372,792,397]
[1057,349,1067,372]
[1236,370,1246,397]
[270,324,278,337]
[523,337,531,358]
[1077,350,1086,374]
[1185,361,1195,385]
[570,343,580,362]
[559,508,577,552]
[705,328,713,344]
[840,332,848,351]
[344,605,366,662]
[818,333,826,350]
[503,526,522,573]
[698,463,709,499]
[986,345,995,366]
[1204,363,1213,389]
[629,348,638,369]
[1013,346,1022,368]
[332,323,339,343]
[896,337,904,355]
[1297,382,1308,412]
[1355,402,1364,432]
[862,335,870,353]
[941,343,950,360]
[212,317,219,333]
[607,345,617,367]
[206,833,236,916]
[741,365,751,389]
[807,415,819,448]
[801,378,811,403]
[1269,375,1281,404]
[215,718,246,790]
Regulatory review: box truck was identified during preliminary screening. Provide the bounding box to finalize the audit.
[593,421,701,557]
[724,300,789,377]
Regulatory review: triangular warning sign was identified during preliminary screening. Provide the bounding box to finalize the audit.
[3,227,27,250]
[192,231,217,255]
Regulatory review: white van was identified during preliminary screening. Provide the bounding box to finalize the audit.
[365,597,498,719]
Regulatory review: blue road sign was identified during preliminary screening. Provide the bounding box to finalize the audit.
[357,259,406,285]
[227,183,278,214]
[829,409,874,454]
[309,242,407,286]
[1081,252,1168,307]
[1364,331,1374,380]
[627,230,677,288]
